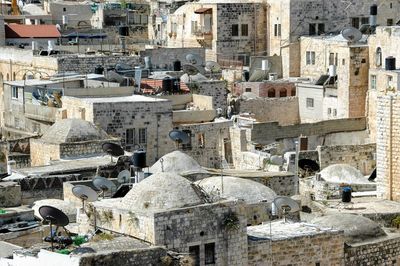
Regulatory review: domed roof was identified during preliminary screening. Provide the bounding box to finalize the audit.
[120,172,205,211]
[320,164,368,184]
[150,151,207,175]
[196,176,276,203]
[311,213,386,242]
[41,119,109,144]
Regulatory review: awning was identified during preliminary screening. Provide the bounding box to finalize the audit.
[194,7,212,14]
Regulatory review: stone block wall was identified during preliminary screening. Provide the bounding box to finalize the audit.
[139,48,206,69]
[248,231,344,265]
[345,237,400,265]
[0,182,21,207]
[251,173,297,196]
[317,144,376,175]
[59,140,112,159]
[237,96,300,125]
[30,140,59,167]
[8,154,30,169]
[194,81,228,114]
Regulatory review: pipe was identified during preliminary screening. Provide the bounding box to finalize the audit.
[389,95,393,200]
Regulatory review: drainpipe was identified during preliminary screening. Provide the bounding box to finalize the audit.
[389,95,393,200]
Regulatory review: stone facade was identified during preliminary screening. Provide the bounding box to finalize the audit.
[139,47,206,69]
[0,182,21,207]
[193,80,228,115]
[233,81,296,98]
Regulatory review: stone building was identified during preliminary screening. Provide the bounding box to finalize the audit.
[267,0,395,77]
[60,95,174,165]
[166,0,267,63]
[30,118,116,166]
[297,34,369,122]
[233,80,296,98]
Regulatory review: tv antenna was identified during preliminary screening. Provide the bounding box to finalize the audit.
[169,129,190,149]
[102,142,124,163]
[272,196,300,222]
[38,205,71,251]
[72,185,98,209]
[117,169,131,184]
[93,176,117,198]
[341,27,362,43]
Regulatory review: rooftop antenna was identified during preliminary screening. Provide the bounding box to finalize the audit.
[102,142,124,163]
[72,185,98,210]
[38,206,70,251]
[168,129,190,149]
[341,27,362,43]
[272,196,300,223]
[93,176,117,199]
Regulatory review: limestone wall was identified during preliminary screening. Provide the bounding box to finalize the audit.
[59,140,111,159]
[248,231,344,265]
[237,96,299,125]
[30,140,60,167]
[233,82,296,98]
[139,48,205,69]
[194,81,228,114]
[317,144,376,175]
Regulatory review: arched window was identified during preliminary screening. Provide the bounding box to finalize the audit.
[376,47,382,67]
[267,88,275,97]
[279,88,287,97]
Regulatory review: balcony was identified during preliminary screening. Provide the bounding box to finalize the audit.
[195,29,212,48]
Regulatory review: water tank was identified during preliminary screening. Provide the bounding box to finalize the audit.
[261,60,269,71]
[48,40,55,51]
[173,60,181,71]
[370,4,378,16]
[243,70,250,81]
[118,25,129,36]
[171,77,181,92]
[131,149,146,168]
[62,15,68,25]
[386,56,396,71]
[94,65,104,75]
[328,65,336,77]
[269,73,278,81]
[162,77,173,92]
[342,186,352,203]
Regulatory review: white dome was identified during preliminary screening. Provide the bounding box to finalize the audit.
[320,164,368,184]
[150,151,206,175]
[196,176,276,204]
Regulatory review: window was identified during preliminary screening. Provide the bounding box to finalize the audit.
[241,24,248,36]
[191,21,198,34]
[309,23,316,35]
[181,130,192,150]
[352,17,360,28]
[317,23,325,35]
[232,24,239,36]
[205,243,215,264]
[274,24,281,36]
[335,53,338,66]
[138,128,147,144]
[376,47,382,67]
[387,19,394,26]
[245,88,252,92]
[189,246,200,266]
[309,23,324,35]
[328,108,332,115]
[11,86,18,99]
[390,3,393,8]
[361,17,369,25]
[268,88,275,97]
[329,53,335,65]
[333,109,337,116]
[126,129,135,145]
[342,59,346,65]
[197,133,205,148]
[63,7,66,12]
[387,75,393,88]
[371,75,377,90]
[306,51,315,65]
[306,98,314,108]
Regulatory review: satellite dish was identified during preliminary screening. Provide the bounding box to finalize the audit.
[38,205,70,251]
[182,64,200,76]
[205,61,221,73]
[272,196,300,222]
[117,170,131,184]
[102,142,124,163]
[169,129,190,145]
[93,176,117,198]
[298,159,320,174]
[72,185,98,209]
[269,155,284,166]
[341,27,362,43]
[185,53,203,65]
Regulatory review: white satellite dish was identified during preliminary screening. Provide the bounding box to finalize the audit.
[93,176,117,198]
[117,170,131,184]
[185,53,203,65]
[341,27,362,43]
[272,196,300,222]
[205,61,221,73]
[72,185,98,209]
[269,155,284,166]
[182,64,200,76]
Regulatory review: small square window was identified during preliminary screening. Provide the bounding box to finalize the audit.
[232,24,239,36]
[126,129,135,145]
[371,75,377,90]
[245,88,252,92]
[306,98,314,108]
[241,24,248,36]
[138,128,147,144]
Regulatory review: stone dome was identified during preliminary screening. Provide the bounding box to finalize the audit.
[320,164,368,184]
[311,213,386,242]
[150,151,207,175]
[41,119,109,144]
[120,172,204,211]
[196,176,276,204]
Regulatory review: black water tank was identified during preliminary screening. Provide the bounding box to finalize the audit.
[386,56,396,70]
[342,186,352,203]
[162,77,173,92]
[370,4,378,15]
[171,77,181,92]
[132,149,146,168]
[94,65,104,75]
[243,70,250,81]
[173,60,181,71]
[118,25,129,36]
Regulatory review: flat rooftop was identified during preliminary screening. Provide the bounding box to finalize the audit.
[247,220,341,241]
[68,94,169,104]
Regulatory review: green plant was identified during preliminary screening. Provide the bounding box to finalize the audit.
[128,211,139,226]
[92,232,114,242]
[102,210,113,224]
[222,212,240,231]
[392,216,400,228]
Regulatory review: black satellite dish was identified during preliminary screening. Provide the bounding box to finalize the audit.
[169,129,190,144]
[38,205,70,251]
[102,142,124,162]
[298,159,320,172]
